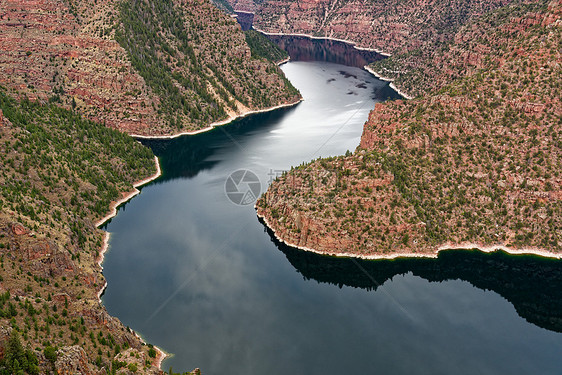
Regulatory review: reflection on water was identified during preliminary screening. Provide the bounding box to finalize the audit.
[264,218,562,332]
[234,12,254,31]
[266,34,384,68]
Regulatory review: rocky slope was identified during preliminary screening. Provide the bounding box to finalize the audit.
[254,0,524,99]
[244,29,289,63]
[116,0,300,135]
[370,0,562,97]
[0,92,176,374]
[0,0,299,137]
[254,0,511,54]
[257,0,562,258]
[0,0,164,135]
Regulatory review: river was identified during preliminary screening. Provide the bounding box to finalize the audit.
[101,59,562,374]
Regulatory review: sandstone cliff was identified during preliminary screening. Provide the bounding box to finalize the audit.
[254,0,511,54]
[0,0,166,134]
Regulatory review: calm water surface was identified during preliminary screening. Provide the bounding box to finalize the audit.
[102,62,562,374]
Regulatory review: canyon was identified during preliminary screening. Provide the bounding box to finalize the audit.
[0,0,561,373]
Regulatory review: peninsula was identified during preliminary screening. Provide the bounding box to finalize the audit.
[257,0,561,258]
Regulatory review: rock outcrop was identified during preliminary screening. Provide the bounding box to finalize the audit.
[371,0,562,97]
[55,346,97,375]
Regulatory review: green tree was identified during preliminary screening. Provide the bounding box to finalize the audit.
[0,331,39,375]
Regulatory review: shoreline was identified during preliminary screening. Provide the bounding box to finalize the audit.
[95,155,162,301]
[363,65,414,100]
[129,99,302,140]
[234,10,255,15]
[130,329,169,371]
[94,154,168,370]
[154,345,167,371]
[94,95,300,373]
[96,232,110,303]
[253,27,392,57]
[252,27,411,101]
[276,56,291,65]
[95,156,162,227]
[256,210,562,260]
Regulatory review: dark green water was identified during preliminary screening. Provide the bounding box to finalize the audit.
[102,61,562,374]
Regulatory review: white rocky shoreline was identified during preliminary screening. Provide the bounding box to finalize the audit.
[363,65,414,100]
[94,155,169,370]
[256,209,562,260]
[95,154,163,304]
[93,94,303,372]
[129,98,302,140]
[251,28,414,100]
